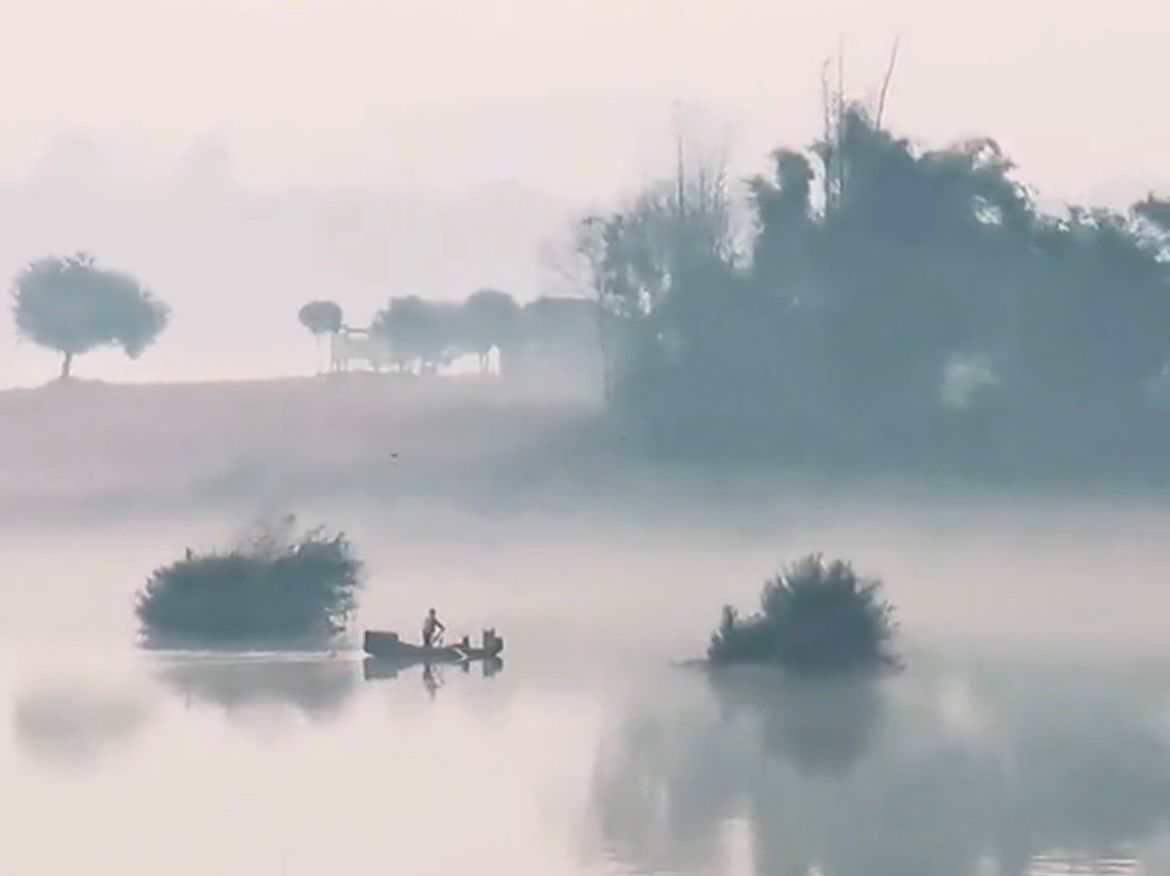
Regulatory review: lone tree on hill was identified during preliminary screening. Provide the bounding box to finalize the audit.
[11,253,169,379]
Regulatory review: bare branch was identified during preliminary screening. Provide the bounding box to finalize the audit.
[875,35,902,130]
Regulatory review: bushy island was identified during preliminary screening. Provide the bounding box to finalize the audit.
[708,554,900,675]
[135,515,362,649]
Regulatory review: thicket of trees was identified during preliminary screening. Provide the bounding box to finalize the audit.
[580,102,1170,477]
[11,253,169,379]
[370,289,567,374]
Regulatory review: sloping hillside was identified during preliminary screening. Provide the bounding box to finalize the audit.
[0,375,616,518]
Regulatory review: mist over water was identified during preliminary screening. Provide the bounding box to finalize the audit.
[4,2,1170,872]
[5,490,1170,875]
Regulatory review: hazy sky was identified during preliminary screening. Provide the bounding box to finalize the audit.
[1,0,1167,387]
[2,0,1166,200]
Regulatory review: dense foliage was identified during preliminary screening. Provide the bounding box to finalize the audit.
[136,515,362,647]
[11,253,169,379]
[372,289,570,374]
[580,103,1170,478]
[708,554,898,674]
[462,288,521,370]
[372,295,462,372]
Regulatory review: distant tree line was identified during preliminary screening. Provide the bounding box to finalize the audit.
[295,288,521,373]
[5,247,591,383]
[579,99,1170,478]
[297,289,597,377]
[14,91,1169,485]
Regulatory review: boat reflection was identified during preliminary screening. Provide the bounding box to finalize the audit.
[362,655,504,684]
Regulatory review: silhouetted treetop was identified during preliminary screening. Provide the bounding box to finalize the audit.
[298,300,343,336]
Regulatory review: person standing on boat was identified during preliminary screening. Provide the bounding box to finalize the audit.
[422,608,446,647]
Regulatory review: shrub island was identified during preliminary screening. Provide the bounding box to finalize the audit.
[135,515,362,649]
[708,554,900,675]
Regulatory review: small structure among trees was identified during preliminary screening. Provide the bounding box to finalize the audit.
[11,253,169,379]
[319,288,602,387]
[708,554,899,675]
[328,326,392,373]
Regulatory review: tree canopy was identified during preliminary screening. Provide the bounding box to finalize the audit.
[581,103,1170,478]
[461,288,520,370]
[372,295,460,372]
[372,289,522,373]
[297,300,343,336]
[11,253,169,379]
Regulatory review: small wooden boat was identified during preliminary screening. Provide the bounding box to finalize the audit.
[362,628,504,664]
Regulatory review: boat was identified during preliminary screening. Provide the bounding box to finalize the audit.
[362,628,504,664]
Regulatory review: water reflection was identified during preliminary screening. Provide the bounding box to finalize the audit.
[13,682,150,764]
[156,654,357,720]
[710,668,885,776]
[593,661,1170,876]
[362,655,504,682]
[362,656,504,700]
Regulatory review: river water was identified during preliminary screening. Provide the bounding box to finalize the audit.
[3,496,1170,875]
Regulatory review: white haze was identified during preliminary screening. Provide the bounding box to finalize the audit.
[1,0,1168,387]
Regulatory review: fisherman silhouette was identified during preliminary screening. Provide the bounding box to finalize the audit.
[422,608,445,648]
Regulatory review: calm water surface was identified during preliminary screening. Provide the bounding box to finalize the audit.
[4,504,1170,875]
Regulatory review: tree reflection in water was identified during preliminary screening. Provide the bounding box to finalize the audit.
[593,660,1170,876]
[157,654,357,721]
[14,682,150,764]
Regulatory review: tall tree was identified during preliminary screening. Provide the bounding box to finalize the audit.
[372,296,459,373]
[297,300,343,373]
[11,253,169,379]
[297,300,343,336]
[461,288,519,373]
